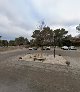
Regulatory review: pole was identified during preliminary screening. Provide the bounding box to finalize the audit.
[54,35,55,58]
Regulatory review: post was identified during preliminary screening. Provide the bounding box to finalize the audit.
[54,35,56,58]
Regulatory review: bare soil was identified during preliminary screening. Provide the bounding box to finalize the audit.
[0,48,80,92]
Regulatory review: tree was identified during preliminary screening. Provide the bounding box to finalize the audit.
[54,28,68,47]
[9,40,16,46]
[15,36,29,46]
[40,26,54,46]
[32,30,40,39]
[76,24,80,31]
[0,36,2,40]
[62,35,72,46]
[15,37,25,46]
[24,38,30,45]
[32,26,54,57]
[1,40,8,47]
[32,29,42,47]
[32,26,54,47]
[75,24,80,46]
[30,39,35,46]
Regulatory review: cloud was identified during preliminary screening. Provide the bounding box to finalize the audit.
[0,0,80,40]
[31,0,80,26]
[0,0,35,40]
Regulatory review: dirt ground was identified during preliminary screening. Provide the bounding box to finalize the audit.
[0,61,80,92]
[0,46,24,52]
[0,48,80,92]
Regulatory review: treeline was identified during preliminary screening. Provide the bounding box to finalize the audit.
[0,37,30,47]
[0,26,80,47]
[30,26,80,47]
[30,26,76,47]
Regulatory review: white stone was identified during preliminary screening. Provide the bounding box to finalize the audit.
[22,53,66,65]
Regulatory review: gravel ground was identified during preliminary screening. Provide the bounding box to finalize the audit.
[0,49,80,92]
[22,53,66,65]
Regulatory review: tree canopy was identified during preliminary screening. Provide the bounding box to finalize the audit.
[15,37,29,46]
[31,26,54,47]
[54,28,68,46]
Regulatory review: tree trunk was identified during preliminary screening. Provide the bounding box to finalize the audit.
[41,46,43,57]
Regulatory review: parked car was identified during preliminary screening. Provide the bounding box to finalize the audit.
[61,46,69,50]
[29,47,33,50]
[46,46,50,50]
[33,47,37,50]
[69,46,77,50]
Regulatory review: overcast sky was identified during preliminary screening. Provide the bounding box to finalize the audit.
[0,0,80,40]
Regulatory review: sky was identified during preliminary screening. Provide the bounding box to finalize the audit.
[0,0,80,40]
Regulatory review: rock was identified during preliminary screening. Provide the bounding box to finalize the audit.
[22,53,66,65]
[59,54,61,56]
[66,61,70,66]
[19,57,22,59]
